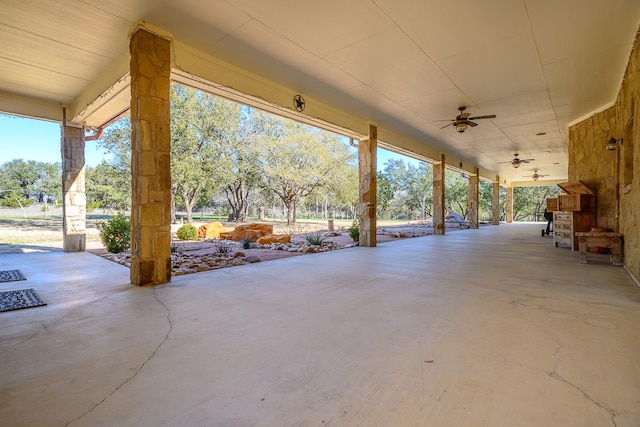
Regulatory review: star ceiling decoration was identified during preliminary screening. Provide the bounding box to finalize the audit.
[294,94,305,112]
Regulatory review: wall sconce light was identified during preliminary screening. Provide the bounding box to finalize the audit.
[606,138,622,151]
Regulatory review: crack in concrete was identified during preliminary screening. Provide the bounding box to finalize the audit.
[547,371,617,427]
[64,289,173,427]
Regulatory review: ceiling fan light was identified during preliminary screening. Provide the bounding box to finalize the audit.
[533,174,539,181]
[455,122,467,133]
[512,162,520,168]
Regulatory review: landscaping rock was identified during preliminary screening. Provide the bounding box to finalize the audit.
[197,221,228,239]
[231,223,273,241]
[256,234,291,244]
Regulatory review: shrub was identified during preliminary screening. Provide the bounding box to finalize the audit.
[305,230,326,245]
[0,192,33,208]
[176,223,197,241]
[214,240,233,254]
[348,220,359,242]
[86,200,102,213]
[241,237,255,249]
[97,214,130,253]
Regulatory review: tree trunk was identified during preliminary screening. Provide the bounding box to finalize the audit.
[285,198,297,225]
[183,188,199,223]
[170,188,177,223]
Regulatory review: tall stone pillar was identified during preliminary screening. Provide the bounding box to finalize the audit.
[61,121,86,252]
[129,27,172,286]
[433,154,445,235]
[506,187,514,223]
[358,124,377,247]
[492,176,500,225]
[468,168,479,229]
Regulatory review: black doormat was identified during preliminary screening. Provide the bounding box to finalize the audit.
[0,289,47,312]
[0,270,27,282]
[0,270,27,283]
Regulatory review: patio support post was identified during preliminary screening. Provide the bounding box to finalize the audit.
[433,154,445,235]
[61,116,86,252]
[358,124,377,247]
[492,176,500,225]
[468,167,479,229]
[129,27,172,286]
[506,186,514,223]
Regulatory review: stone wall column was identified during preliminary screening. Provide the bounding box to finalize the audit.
[506,186,514,223]
[358,124,377,247]
[492,176,500,225]
[129,27,172,286]
[61,120,86,252]
[433,154,445,235]
[468,168,479,229]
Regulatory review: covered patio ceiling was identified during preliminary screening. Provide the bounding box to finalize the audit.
[1,0,639,186]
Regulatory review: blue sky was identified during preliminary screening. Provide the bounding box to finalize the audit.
[0,113,420,170]
[0,114,108,166]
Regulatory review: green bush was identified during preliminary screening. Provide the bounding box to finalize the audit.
[348,220,359,242]
[241,237,255,249]
[176,223,197,241]
[86,200,102,213]
[97,214,130,253]
[0,192,33,208]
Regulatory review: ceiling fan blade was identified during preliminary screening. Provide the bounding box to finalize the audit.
[467,121,478,127]
[521,158,535,163]
[468,114,496,120]
[440,122,454,129]
[433,119,454,122]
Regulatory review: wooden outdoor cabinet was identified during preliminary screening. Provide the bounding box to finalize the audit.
[552,181,596,251]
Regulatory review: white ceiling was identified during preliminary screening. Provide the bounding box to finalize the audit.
[1,0,639,185]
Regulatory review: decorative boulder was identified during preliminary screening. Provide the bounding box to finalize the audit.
[232,223,273,242]
[256,234,291,245]
[197,221,228,239]
[219,231,235,240]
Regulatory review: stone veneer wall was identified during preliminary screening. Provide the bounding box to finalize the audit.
[569,28,640,283]
[568,106,617,230]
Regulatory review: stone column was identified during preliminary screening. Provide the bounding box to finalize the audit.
[433,154,445,235]
[61,121,86,252]
[492,176,500,225]
[506,186,514,223]
[358,124,377,247]
[129,27,172,286]
[468,168,479,229]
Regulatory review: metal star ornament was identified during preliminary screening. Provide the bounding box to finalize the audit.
[294,94,305,112]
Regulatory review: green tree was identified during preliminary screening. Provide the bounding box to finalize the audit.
[479,180,495,221]
[259,121,354,225]
[221,108,266,222]
[170,85,236,222]
[0,159,61,204]
[92,116,132,210]
[444,170,468,218]
[376,174,396,219]
[406,162,433,220]
[86,161,131,211]
[513,186,560,221]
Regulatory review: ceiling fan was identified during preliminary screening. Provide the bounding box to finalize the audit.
[500,153,535,169]
[524,170,549,181]
[437,106,496,133]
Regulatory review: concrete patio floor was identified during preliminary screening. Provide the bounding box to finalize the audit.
[1,223,639,426]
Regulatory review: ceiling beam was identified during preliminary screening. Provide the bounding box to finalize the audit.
[0,91,62,123]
